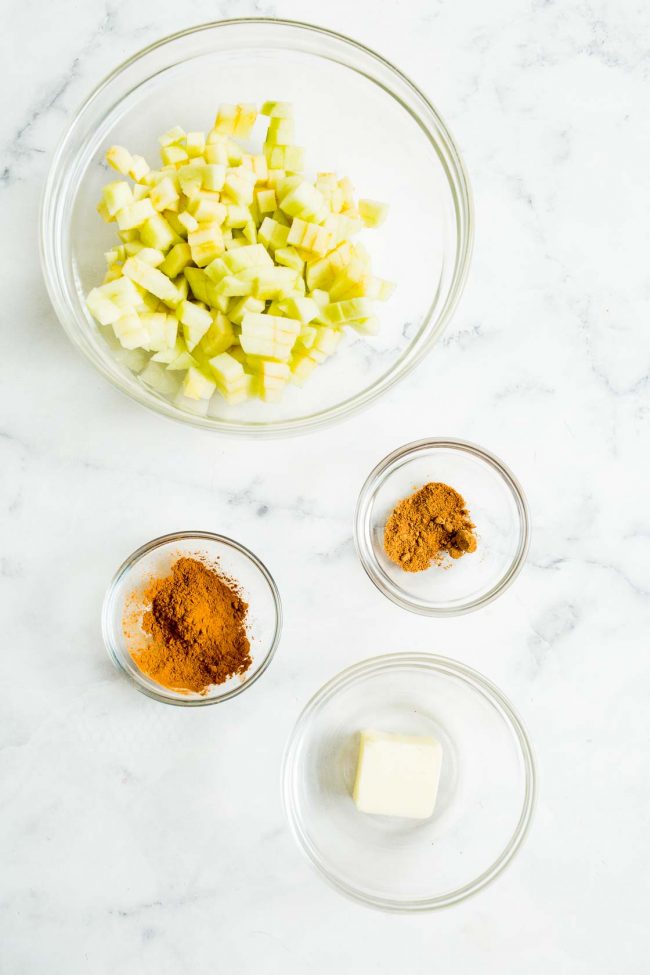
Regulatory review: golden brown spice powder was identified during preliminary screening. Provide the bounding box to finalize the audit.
[384,482,477,572]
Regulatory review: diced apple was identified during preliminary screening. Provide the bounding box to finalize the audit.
[100,275,143,308]
[159,242,192,278]
[290,351,318,386]
[287,218,332,256]
[258,217,290,251]
[232,104,258,138]
[160,145,188,166]
[204,140,229,165]
[150,177,180,212]
[177,162,205,195]
[266,117,294,145]
[116,199,157,231]
[279,181,326,222]
[251,267,298,300]
[209,351,245,387]
[227,295,265,325]
[319,297,374,326]
[279,296,319,324]
[264,144,304,172]
[224,205,250,229]
[123,257,179,303]
[140,214,180,250]
[274,246,304,272]
[106,145,133,175]
[112,310,149,349]
[298,324,317,349]
[222,172,255,207]
[359,198,389,227]
[176,299,213,349]
[167,349,197,371]
[182,366,216,400]
[201,163,226,192]
[261,101,293,118]
[102,181,133,217]
[196,313,235,357]
[185,131,206,157]
[135,247,165,267]
[188,224,224,266]
[129,155,150,181]
[256,188,276,214]
[159,125,186,147]
[104,244,126,265]
[223,244,273,273]
[178,210,199,234]
[140,311,178,351]
[90,100,392,406]
[86,288,121,325]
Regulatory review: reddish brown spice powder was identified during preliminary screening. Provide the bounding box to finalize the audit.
[128,556,252,693]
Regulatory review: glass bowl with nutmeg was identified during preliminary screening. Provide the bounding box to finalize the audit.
[354,439,530,616]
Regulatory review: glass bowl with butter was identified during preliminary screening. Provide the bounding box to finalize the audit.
[283,653,536,911]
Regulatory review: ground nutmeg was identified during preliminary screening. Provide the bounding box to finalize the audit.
[384,482,477,573]
[127,556,252,693]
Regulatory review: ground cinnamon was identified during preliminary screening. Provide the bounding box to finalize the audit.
[128,556,252,693]
[384,482,477,572]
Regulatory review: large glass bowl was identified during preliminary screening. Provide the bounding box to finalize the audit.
[40,18,473,436]
[283,654,536,911]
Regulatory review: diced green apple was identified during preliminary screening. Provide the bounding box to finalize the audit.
[159,242,192,278]
[182,366,216,400]
[261,101,293,118]
[123,257,179,302]
[106,145,133,175]
[89,100,392,407]
[102,181,133,217]
[359,198,389,227]
[176,299,213,349]
[116,199,157,231]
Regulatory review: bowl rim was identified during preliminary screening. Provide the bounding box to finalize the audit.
[354,437,531,616]
[282,651,537,912]
[101,530,283,705]
[40,17,474,437]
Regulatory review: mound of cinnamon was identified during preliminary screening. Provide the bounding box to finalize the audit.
[384,482,477,573]
[127,556,252,693]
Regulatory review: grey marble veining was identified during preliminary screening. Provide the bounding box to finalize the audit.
[1,0,649,972]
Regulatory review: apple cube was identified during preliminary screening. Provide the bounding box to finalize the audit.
[106,145,133,175]
[123,257,179,303]
[359,198,389,228]
[182,366,216,400]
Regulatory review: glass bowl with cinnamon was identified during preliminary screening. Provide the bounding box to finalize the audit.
[102,532,282,704]
[354,439,530,616]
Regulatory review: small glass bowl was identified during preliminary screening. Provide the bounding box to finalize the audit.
[283,653,536,912]
[40,18,472,437]
[102,531,282,705]
[354,439,530,616]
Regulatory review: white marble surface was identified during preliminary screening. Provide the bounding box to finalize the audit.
[1,0,649,971]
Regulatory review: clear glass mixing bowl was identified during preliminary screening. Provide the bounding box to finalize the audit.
[283,654,536,911]
[40,19,473,436]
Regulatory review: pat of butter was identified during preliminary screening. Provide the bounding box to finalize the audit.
[352,729,443,820]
